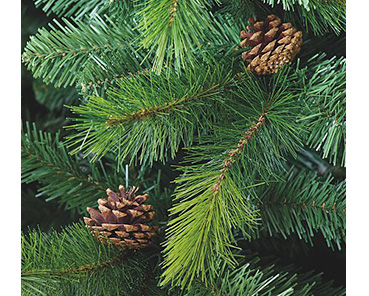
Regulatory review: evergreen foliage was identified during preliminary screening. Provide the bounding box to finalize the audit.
[21,0,346,294]
[22,223,152,295]
[34,0,120,19]
[258,0,346,35]
[301,54,346,167]
[254,169,346,250]
[161,67,307,288]
[22,224,345,295]
[182,255,345,295]
[22,14,149,89]
[34,0,105,18]
[220,0,345,36]
[136,0,215,73]
[22,122,128,212]
[67,64,234,165]
[260,0,344,12]
[281,0,345,36]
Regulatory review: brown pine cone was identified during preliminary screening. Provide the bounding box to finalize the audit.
[84,185,158,249]
[240,14,303,75]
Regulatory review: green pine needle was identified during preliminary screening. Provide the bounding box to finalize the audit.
[22,222,149,295]
[161,67,307,289]
[300,54,346,167]
[254,169,346,250]
[67,64,234,165]
[22,15,149,88]
[22,122,127,212]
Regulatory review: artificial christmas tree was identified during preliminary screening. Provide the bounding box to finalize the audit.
[21,0,346,295]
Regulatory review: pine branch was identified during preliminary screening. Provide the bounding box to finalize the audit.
[34,0,107,19]
[181,13,248,70]
[253,169,346,250]
[294,269,345,296]
[67,64,234,165]
[33,0,133,20]
[161,169,259,289]
[263,0,346,36]
[22,222,150,295]
[259,0,345,11]
[22,122,127,212]
[286,0,345,36]
[217,0,256,25]
[135,0,210,73]
[135,0,242,73]
[300,54,346,167]
[160,67,306,289]
[218,0,345,36]
[22,15,149,88]
[179,254,345,295]
[183,257,295,296]
[22,1,347,295]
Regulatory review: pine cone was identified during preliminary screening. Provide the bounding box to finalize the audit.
[84,186,158,249]
[240,14,303,75]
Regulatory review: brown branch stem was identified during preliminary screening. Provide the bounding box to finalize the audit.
[22,147,106,192]
[22,253,125,277]
[211,112,267,192]
[259,200,346,215]
[169,0,179,24]
[105,84,222,128]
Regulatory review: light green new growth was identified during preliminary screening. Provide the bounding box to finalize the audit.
[161,68,306,288]
[135,0,215,73]
[162,171,259,288]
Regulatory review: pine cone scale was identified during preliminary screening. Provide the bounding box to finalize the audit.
[112,210,127,219]
[264,28,278,42]
[240,14,303,75]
